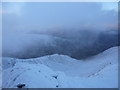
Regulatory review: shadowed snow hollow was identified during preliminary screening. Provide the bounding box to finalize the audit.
[2,47,118,88]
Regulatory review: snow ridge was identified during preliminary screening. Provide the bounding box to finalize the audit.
[2,47,118,88]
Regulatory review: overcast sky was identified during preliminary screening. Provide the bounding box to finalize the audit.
[1,2,118,33]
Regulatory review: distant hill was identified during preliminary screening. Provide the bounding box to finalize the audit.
[2,29,119,59]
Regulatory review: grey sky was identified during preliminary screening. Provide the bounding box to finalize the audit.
[2,2,118,33]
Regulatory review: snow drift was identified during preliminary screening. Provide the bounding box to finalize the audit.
[2,47,118,88]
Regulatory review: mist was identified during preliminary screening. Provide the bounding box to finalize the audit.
[2,28,118,59]
[2,2,119,59]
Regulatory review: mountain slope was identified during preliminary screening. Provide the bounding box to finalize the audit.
[2,47,118,88]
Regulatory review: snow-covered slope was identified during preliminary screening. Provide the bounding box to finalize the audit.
[0,57,2,89]
[2,47,118,88]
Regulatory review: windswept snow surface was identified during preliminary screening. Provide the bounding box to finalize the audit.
[2,47,118,88]
[0,57,2,89]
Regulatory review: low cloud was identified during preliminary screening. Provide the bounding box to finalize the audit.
[2,2,119,59]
